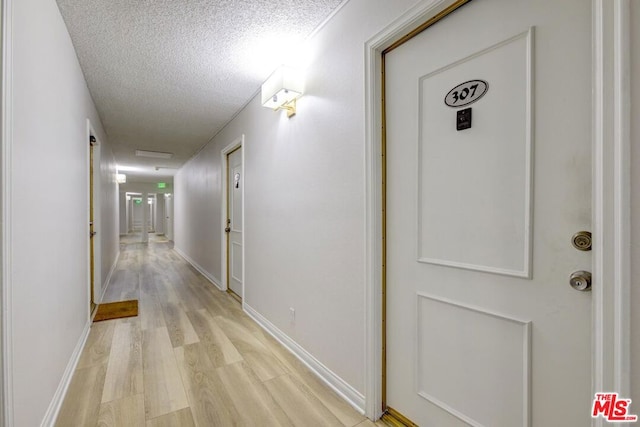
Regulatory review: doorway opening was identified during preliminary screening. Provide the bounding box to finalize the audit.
[123,192,171,244]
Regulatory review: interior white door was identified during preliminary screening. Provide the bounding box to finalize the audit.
[156,194,165,235]
[227,147,243,298]
[165,195,173,240]
[385,1,592,426]
[148,196,155,232]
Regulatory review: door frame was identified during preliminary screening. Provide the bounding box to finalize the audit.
[1,0,10,423]
[220,135,245,301]
[363,0,632,422]
[89,134,96,313]
[87,121,102,313]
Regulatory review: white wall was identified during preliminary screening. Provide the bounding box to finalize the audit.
[630,0,639,407]
[8,0,116,424]
[175,142,224,283]
[174,0,418,396]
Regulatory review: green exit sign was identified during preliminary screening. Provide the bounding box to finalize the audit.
[157,182,166,189]
[134,199,142,204]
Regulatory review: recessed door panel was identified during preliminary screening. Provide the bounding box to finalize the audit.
[418,31,532,277]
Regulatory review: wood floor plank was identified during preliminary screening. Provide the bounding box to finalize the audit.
[104,269,140,303]
[218,294,263,334]
[154,276,181,304]
[103,270,126,301]
[255,329,366,426]
[171,278,206,312]
[55,365,107,427]
[141,272,161,297]
[146,408,196,427]
[102,321,143,402]
[173,263,212,311]
[142,327,189,419]
[215,361,294,426]
[187,283,232,318]
[219,292,262,332]
[263,374,344,427]
[186,309,243,368]
[97,394,145,427]
[174,344,242,426]
[214,315,286,381]
[162,301,199,348]
[119,271,141,301]
[140,289,166,331]
[76,321,115,369]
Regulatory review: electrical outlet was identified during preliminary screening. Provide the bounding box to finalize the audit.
[289,307,295,322]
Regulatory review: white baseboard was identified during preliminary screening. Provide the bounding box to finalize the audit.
[173,246,223,291]
[40,320,91,427]
[243,304,366,414]
[99,250,120,303]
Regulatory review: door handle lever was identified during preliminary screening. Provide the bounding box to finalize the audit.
[224,227,231,233]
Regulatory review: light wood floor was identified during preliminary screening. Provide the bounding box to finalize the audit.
[56,235,383,427]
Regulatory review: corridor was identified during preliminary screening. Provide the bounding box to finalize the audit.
[55,236,375,427]
[3,0,638,424]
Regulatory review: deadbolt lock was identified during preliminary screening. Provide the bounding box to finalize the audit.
[569,271,592,291]
[571,231,592,251]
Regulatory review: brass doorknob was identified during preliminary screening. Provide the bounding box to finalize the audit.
[569,271,591,291]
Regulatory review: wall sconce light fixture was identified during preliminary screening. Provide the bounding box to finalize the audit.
[116,173,127,184]
[261,65,304,118]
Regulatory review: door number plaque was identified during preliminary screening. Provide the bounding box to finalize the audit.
[445,79,488,108]
[446,80,487,131]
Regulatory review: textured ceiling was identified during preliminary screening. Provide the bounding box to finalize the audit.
[56,0,345,183]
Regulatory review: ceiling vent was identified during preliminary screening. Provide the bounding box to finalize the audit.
[135,150,173,159]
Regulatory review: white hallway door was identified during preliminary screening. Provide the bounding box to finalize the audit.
[385,0,592,426]
[227,147,243,298]
[165,195,173,241]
